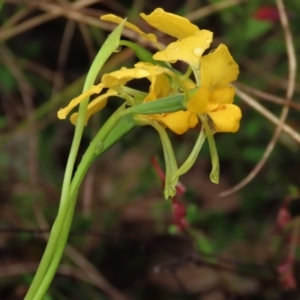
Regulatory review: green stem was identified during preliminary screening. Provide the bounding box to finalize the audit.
[135,116,178,199]
[199,114,220,183]
[69,106,131,198]
[173,127,206,180]
[25,21,126,300]
[152,123,178,199]
[33,106,135,298]
[31,197,77,300]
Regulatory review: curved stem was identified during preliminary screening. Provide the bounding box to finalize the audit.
[32,197,77,300]
[173,127,206,180]
[135,116,178,199]
[25,21,126,300]
[199,114,219,184]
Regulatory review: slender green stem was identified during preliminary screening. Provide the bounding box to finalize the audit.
[69,106,131,199]
[180,66,193,82]
[135,116,178,199]
[31,197,77,300]
[151,122,178,199]
[25,81,88,300]
[199,114,220,183]
[25,21,126,300]
[27,104,134,299]
[173,127,206,180]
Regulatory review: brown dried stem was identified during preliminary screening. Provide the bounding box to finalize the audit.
[220,0,297,197]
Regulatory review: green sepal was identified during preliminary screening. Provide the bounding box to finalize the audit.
[125,94,186,115]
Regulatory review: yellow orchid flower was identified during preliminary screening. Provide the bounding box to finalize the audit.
[102,62,198,134]
[139,67,198,134]
[145,43,241,134]
[58,62,179,124]
[59,59,198,134]
[188,44,241,133]
[101,8,213,71]
[60,8,241,136]
[133,64,199,134]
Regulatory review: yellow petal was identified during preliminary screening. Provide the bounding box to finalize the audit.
[207,104,242,133]
[184,78,197,90]
[101,67,151,87]
[70,90,118,125]
[101,63,170,88]
[101,14,157,43]
[153,30,213,68]
[200,44,239,90]
[57,84,103,119]
[135,62,174,77]
[209,86,235,104]
[144,73,170,102]
[140,8,200,39]
[157,111,198,134]
[187,86,209,114]
[206,101,220,112]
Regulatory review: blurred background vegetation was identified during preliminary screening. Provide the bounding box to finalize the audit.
[1,0,300,299]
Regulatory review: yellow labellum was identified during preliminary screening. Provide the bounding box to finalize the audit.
[155,111,198,135]
[208,104,241,133]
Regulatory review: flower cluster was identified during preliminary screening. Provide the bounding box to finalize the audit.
[58,8,241,134]
[57,8,242,198]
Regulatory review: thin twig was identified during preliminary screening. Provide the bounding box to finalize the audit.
[235,82,300,112]
[78,23,96,62]
[0,46,39,189]
[186,0,246,21]
[52,19,76,95]
[1,0,100,42]
[220,0,297,197]
[234,87,300,144]
[1,5,35,28]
